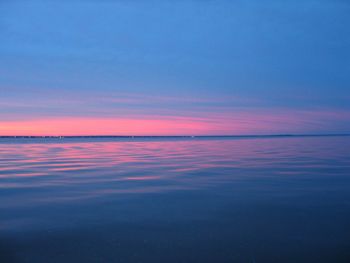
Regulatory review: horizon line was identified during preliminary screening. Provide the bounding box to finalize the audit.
[0,133,349,139]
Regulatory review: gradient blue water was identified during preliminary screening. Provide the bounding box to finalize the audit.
[1,136,350,262]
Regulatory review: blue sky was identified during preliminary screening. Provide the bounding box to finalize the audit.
[0,0,349,135]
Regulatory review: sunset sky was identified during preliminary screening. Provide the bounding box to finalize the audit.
[1,1,349,135]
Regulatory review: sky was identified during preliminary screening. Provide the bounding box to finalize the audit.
[0,0,349,136]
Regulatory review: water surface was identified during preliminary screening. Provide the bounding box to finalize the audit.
[1,136,350,262]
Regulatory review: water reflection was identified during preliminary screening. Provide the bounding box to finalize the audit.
[1,136,350,262]
[0,137,349,202]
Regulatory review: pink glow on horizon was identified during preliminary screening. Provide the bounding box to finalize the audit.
[0,117,208,136]
[0,109,349,136]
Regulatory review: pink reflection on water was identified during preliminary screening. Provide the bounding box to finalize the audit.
[0,136,349,205]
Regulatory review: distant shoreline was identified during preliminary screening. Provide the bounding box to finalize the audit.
[0,134,349,139]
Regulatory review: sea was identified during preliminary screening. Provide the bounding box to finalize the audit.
[0,135,350,263]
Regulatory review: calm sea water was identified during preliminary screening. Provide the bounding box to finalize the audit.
[1,136,350,263]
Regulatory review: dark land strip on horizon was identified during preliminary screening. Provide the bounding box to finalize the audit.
[0,134,349,139]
